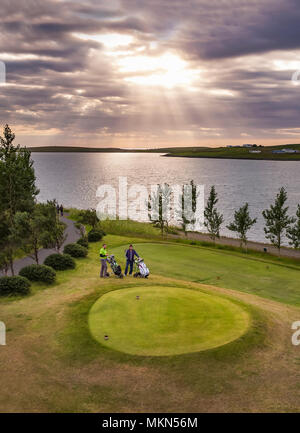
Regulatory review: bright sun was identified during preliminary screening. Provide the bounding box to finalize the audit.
[118,53,198,89]
[74,32,199,90]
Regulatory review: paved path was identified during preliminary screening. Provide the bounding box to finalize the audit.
[2,215,81,276]
[4,215,300,277]
[170,231,300,260]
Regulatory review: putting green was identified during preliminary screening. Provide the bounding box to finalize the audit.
[88,286,250,356]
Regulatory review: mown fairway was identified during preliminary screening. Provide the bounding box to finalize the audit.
[112,243,300,306]
[0,234,299,412]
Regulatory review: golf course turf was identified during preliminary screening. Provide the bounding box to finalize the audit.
[111,242,300,306]
[0,233,300,412]
[88,286,250,356]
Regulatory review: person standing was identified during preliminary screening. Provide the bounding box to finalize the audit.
[60,204,64,217]
[125,244,139,276]
[56,204,60,215]
[100,243,109,278]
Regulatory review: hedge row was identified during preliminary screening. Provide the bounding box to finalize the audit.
[0,229,99,296]
[76,237,89,249]
[88,229,105,242]
[44,253,76,270]
[63,243,88,258]
[0,276,31,296]
[19,264,56,284]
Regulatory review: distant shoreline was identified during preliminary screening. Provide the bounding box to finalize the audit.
[27,146,165,153]
[163,154,300,161]
[27,144,300,161]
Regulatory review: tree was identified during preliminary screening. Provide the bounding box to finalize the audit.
[0,213,23,276]
[176,180,198,236]
[262,187,295,255]
[227,203,257,249]
[13,203,57,264]
[77,208,99,230]
[148,183,172,236]
[42,200,67,252]
[0,125,39,274]
[204,186,224,242]
[0,125,38,220]
[0,251,9,276]
[75,222,86,238]
[0,216,10,275]
[287,204,300,250]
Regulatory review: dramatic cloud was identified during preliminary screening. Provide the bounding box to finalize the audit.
[0,0,300,147]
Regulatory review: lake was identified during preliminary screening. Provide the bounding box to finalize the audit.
[32,152,300,244]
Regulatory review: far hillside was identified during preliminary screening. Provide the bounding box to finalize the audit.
[164,144,300,160]
[27,144,300,160]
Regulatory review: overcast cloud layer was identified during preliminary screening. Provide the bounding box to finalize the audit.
[1,0,300,147]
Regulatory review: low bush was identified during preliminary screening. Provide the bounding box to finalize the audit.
[88,229,105,242]
[19,264,56,284]
[0,276,31,296]
[44,253,76,271]
[76,237,89,249]
[63,243,88,258]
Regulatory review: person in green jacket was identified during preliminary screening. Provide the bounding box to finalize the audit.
[100,244,108,278]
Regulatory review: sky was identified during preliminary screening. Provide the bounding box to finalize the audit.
[1,0,300,148]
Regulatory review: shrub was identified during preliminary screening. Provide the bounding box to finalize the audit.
[19,264,56,284]
[44,253,76,271]
[63,243,88,258]
[88,229,105,242]
[76,237,89,249]
[0,276,31,296]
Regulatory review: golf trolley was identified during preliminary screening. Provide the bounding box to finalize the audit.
[133,257,150,278]
[107,255,124,279]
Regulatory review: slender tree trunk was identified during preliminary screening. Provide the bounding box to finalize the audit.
[34,245,39,264]
[9,255,14,276]
[2,262,8,276]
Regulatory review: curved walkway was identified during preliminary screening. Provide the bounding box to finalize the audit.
[2,215,81,276]
[171,231,300,260]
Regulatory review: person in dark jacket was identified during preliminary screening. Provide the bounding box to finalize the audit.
[59,205,64,217]
[125,244,139,276]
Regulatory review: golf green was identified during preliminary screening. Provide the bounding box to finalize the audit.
[88,286,250,356]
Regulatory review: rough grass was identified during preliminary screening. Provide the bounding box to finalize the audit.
[68,209,162,238]
[0,233,299,412]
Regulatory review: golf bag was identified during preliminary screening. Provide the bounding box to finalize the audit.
[133,258,150,278]
[107,255,124,278]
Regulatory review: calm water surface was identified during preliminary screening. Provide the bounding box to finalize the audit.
[32,152,300,243]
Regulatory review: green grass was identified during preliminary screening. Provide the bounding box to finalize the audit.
[68,209,166,238]
[0,232,299,412]
[111,242,300,306]
[88,286,250,356]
